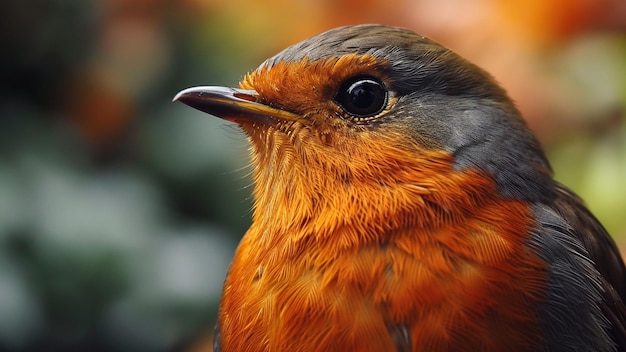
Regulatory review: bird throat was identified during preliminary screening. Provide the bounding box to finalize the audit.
[218,123,547,350]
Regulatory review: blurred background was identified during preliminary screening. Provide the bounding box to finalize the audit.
[0,0,624,351]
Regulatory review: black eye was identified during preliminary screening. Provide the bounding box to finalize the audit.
[334,76,388,119]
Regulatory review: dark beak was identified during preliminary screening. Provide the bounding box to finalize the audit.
[173,86,299,124]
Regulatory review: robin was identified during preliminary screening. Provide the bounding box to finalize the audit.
[174,24,626,351]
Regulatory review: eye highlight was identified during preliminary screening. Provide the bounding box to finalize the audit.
[334,75,388,120]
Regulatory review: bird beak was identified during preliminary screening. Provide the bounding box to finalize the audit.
[173,86,299,124]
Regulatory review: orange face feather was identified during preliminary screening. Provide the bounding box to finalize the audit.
[175,24,626,352]
[212,56,548,351]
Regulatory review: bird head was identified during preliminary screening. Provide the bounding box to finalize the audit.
[175,24,555,234]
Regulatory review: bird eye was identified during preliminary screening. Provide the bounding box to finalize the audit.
[334,76,388,120]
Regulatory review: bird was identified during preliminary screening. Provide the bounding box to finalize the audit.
[174,24,626,352]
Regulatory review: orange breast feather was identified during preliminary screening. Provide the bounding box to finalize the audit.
[218,146,547,352]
